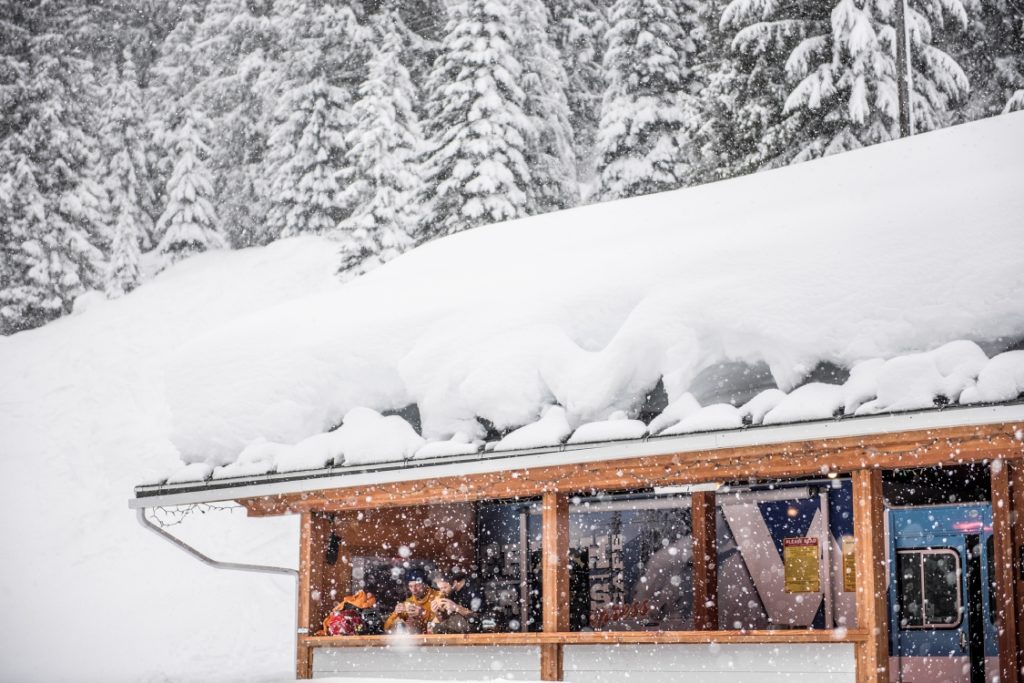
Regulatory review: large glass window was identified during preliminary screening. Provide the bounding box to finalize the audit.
[562,479,855,632]
[717,478,855,631]
[476,500,543,632]
[323,499,542,635]
[896,548,962,629]
[569,493,694,631]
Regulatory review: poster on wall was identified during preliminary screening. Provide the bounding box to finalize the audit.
[842,537,857,592]
[783,537,821,593]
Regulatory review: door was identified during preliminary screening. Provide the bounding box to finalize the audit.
[888,504,994,683]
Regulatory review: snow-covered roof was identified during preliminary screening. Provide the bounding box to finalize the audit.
[143,112,1024,494]
[133,403,1024,507]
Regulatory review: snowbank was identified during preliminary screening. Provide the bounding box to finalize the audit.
[0,238,342,682]
[166,112,1024,467]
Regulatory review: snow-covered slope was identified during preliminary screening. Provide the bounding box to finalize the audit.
[0,238,343,682]
[1,113,1023,682]
[165,111,1024,466]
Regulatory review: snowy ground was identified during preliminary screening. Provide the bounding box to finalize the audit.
[1,113,1023,682]
[0,239,345,682]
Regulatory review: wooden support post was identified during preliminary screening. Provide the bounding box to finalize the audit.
[1012,462,1024,675]
[540,642,564,681]
[297,512,332,679]
[992,462,1020,683]
[692,490,719,630]
[541,491,569,681]
[852,469,889,683]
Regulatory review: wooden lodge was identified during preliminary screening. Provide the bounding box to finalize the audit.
[133,404,1024,683]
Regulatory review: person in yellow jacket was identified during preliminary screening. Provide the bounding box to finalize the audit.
[383,570,438,633]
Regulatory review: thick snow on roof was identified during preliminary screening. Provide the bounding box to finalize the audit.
[165,112,1024,474]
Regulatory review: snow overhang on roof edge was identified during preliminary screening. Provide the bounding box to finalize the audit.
[130,403,1024,510]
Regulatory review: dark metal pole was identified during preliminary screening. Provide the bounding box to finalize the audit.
[894,0,913,137]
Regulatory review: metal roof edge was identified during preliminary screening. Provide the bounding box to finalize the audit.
[129,402,1024,510]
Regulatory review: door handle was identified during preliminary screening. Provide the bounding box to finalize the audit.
[959,629,968,651]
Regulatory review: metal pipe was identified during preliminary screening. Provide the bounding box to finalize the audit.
[137,508,298,577]
[819,488,834,628]
[136,508,301,665]
[518,507,529,632]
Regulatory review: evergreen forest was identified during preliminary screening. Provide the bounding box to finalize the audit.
[1,0,1021,334]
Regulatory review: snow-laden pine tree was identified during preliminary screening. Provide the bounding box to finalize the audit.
[148,1,206,210]
[688,0,812,181]
[190,0,278,248]
[513,0,579,213]
[725,0,971,161]
[0,5,109,333]
[545,0,608,183]
[261,0,366,240]
[955,0,1024,116]
[99,52,154,296]
[595,0,703,201]
[417,0,534,242]
[155,109,225,268]
[335,6,422,279]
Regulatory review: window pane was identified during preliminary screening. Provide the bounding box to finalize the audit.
[334,499,541,635]
[921,552,960,626]
[896,549,962,629]
[718,479,853,631]
[897,552,924,628]
[569,494,693,631]
[477,500,543,632]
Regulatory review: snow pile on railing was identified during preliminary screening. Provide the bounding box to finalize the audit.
[161,112,1024,479]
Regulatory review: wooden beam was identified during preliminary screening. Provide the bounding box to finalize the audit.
[1009,461,1024,679]
[540,644,563,681]
[296,512,331,679]
[992,461,1020,683]
[541,491,570,632]
[692,490,718,630]
[242,423,1024,515]
[541,491,569,680]
[297,512,315,680]
[852,469,889,683]
[299,627,870,648]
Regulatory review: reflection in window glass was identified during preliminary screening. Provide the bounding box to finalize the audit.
[897,553,925,628]
[565,481,854,632]
[716,479,854,631]
[569,496,693,631]
[896,549,962,629]
[477,500,543,632]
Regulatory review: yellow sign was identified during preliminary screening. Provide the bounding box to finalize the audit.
[784,537,821,593]
[842,537,857,593]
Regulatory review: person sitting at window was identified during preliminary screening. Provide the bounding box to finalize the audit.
[429,569,480,633]
[383,570,437,634]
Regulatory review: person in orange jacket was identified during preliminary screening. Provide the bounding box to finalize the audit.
[383,570,438,633]
[322,590,377,635]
